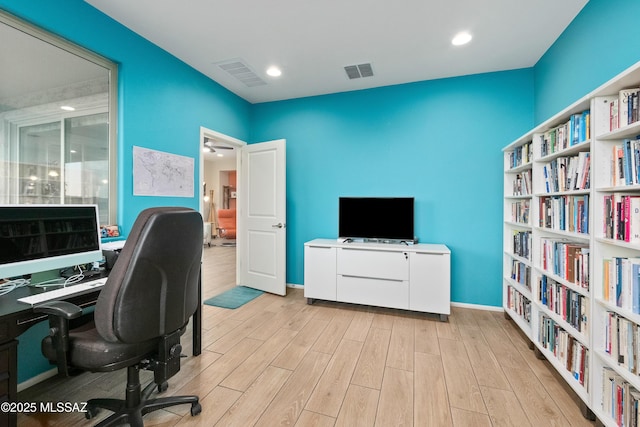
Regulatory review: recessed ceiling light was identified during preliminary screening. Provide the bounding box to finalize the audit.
[60,105,75,111]
[266,66,282,77]
[216,153,224,157]
[452,32,472,46]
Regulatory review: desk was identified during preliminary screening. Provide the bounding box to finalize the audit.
[0,274,202,427]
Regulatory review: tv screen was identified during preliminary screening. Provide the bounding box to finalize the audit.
[339,197,414,241]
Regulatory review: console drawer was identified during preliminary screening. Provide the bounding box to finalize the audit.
[337,248,408,280]
[337,275,409,309]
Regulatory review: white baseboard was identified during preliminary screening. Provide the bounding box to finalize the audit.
[287,283,303,289]
[18,368,57,392]
[450,301,503,312]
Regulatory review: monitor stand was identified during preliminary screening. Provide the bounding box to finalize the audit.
[30,269,62,287]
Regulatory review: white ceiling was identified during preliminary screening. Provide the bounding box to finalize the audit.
[84,0,589,104]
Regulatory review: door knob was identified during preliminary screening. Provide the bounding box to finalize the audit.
[272,223,284,228]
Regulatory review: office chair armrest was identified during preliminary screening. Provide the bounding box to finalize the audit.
[34,301,83,377]
[34,301,83,319]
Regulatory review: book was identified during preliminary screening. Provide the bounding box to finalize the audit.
[619,88,640,128]
[632,261,640,315]
[630,196,640,244]
[611,99,620,131]
[580,110,590,142]
[625,139,634,185]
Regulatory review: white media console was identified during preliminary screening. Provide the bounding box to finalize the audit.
[304,239,451,321]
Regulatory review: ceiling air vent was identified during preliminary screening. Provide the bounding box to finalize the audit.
[344,63,374,79]
[215,59,266,87]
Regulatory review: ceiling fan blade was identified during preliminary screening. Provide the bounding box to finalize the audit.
[212,145,233,150]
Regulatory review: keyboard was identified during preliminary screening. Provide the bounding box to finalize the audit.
[17,278,108,306]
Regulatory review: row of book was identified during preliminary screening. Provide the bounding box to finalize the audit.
[603,257,640,314]
[539,195,589,234]
[512,170,532,196]
[510,200,530,224]
[512,231,531,260]
[539,275,588,334]
[604,312,640,376]
[610,87,640,132]
[541,152,590,193]
[540,238,590,289]
[506,286,531,323]
[611,138,640,187]
[539,314,589,386]
[603,194,640,244]
[510,259,531,291]
[602,367,640,427]
[507,142,533,169]
[539,110,590,157]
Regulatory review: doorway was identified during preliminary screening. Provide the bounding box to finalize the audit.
[199,128,287,296]
[199,127,245,281]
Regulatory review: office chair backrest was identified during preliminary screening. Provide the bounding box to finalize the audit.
[95,207,203,344]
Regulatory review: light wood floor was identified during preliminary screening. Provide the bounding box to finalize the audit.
[18,245,595,426]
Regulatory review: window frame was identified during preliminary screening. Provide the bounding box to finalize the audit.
[0,10,118,224]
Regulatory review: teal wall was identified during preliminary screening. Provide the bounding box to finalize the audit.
[0,0,251,383]
[534,0,640,123]
[250,70,534,307]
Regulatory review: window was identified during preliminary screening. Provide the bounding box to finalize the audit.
[0,10,117,224]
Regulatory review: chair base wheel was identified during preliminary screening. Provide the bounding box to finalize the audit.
[157,381,168,393]
[191,402,202,416]
[85,406,99,420]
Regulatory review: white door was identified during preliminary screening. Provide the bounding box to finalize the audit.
[238,139,286,295]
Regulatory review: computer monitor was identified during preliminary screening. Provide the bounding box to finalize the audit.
[0,204,102,279]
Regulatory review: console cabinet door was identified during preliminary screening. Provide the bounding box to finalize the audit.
[337,276,409,309]
[337,248,409,280]
[304,245,337,300]
[409,252,450,314]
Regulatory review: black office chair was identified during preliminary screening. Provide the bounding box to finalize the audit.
[35,207,203,426]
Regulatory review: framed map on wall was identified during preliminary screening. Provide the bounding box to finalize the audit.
[132,146,194,197]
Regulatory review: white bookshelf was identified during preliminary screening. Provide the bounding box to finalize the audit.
[503,60,640,425]
[503,137,534,340]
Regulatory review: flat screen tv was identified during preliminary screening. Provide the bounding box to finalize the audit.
[0,204,102,279]
[339,197,414,242]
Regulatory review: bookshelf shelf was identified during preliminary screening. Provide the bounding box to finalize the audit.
[505,277,532,297]
[597,121,640,140]
[504,251,531,265]
[596,299,640,326]
[536,269,590,297]
[503,61,640,425]
[534,226,590,241]
[597,184,640,192]
[595,237,640,251]
[504,221,531,229]
[505,305,532,335]
[506,163,533,174]
[537,140,591,162]
[535,189,591,197]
